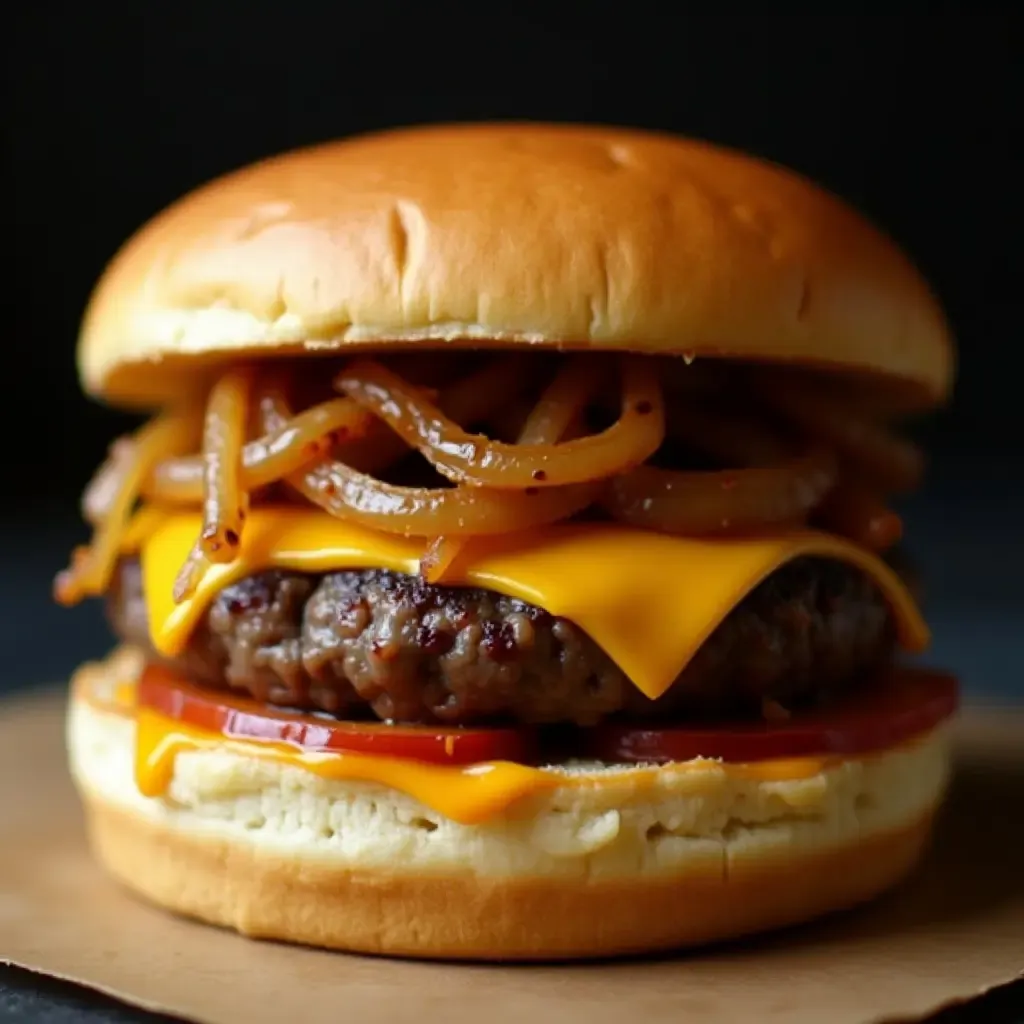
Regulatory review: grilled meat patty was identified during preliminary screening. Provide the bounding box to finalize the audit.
[109,556,894,726]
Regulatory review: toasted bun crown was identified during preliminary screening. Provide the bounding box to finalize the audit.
[80,123,954,407]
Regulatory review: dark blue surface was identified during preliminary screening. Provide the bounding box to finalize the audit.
[1,455,1022,1022]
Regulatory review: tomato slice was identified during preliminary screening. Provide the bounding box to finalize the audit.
[137,664,539,766]
[137,664,958,769]
[582,667,959,765]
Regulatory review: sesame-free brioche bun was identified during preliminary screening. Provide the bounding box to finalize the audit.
[68,649,950,960]
[79,123,954,409]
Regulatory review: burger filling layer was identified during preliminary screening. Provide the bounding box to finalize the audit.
[59,352,934,748]
[108,555,892,726]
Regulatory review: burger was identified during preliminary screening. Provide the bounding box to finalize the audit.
[58,123,957,960]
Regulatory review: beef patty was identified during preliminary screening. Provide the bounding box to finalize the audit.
[109,556,894,726]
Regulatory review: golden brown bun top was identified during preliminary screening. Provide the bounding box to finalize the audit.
[79,122,955,407]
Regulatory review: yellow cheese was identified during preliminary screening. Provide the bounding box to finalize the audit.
[137,508,928,700]
[132,705,831,825]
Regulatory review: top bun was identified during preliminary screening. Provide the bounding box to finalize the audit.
[79,123,954,408]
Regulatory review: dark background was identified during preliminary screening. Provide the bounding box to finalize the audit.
[4,10,1022,699]
[2,9,1023,1023]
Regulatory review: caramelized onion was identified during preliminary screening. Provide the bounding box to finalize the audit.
[516,356,602,445]
[261,392,600,537]
[336,355,664,488]
[55,412,200,605]
[817,483,903,552]
[418,537,462,582]
[604,448,838,535]
[667,404,791,466]
[198,369,253,563]
[336,354,536,474]
[420,356,599,581]
[172,541,208,603]
[65,349,930,616]
[485,400,534,442]
[144,396,374,503]
[437,353,538,425]
[754,377,924,492]
[294,463,599,537]
[82,438,133,525]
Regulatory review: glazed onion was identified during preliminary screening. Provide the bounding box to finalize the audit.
[335,355,664,488]
[754,377,924,493]
[294,462,600,537]
[172,540,208,603]
[258,391,599,538]
[55,411,200,605]
[435,353,537,426]
[335,354,537,474]
[516,356,603,444]
[418,536,463,582]
[420,356,600,582]
[82,438,134,525]
[59,345,932,616]
[817,483,903,552]
[666,403,791,467]
[198,369,253,564]
[144,395,374,504]
[603,448,838,535]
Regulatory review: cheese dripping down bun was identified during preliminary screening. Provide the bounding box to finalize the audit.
[68,648,950,960]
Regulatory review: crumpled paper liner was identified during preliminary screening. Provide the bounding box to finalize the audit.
[1,689,1021,1024]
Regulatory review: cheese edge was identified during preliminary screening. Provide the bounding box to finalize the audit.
[133,508,930,701]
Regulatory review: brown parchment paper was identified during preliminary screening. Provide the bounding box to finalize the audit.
[0,689,1021,1024]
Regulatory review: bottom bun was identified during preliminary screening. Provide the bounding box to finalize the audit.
[67,649,951,960]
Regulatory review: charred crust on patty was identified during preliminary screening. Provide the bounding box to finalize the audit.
[109,558,895,727]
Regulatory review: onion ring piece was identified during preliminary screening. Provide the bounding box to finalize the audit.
[335,355,664,488]
[198,369,253,563]
[753,376,924,493]
[817,483,903,552]
[666,403,791,467]
[260,391,600,537]
[55,411,200,605]
[144,396,375,504]
[603,448,838,535]
[420,356,600,580]
[172,540,209,603]
[335,354,536,474]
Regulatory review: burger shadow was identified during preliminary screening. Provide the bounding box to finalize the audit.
[755,755,1024,946]
[477,750,1024,978]
[594,752,1024,973]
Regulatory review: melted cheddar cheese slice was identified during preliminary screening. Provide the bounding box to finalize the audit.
[135,508,929,701]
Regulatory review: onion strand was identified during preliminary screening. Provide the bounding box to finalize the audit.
[260,390,600,538]
[667,404,791,466]
[817,482,903,552]
[420,355,600,581]
[336,355,665,488]
[753,376,924,492]
[199,369,253,564]
[333,353,536,474]
[58,351,929,611]
[144,395,375,503]
[603,448,838,535]
[55,411,200,605]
